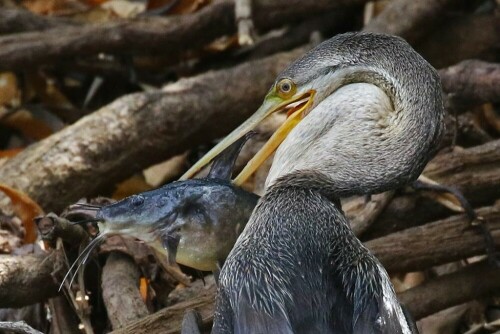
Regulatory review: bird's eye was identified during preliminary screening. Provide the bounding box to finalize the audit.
[131,195,144,207]
[276,78,296,98]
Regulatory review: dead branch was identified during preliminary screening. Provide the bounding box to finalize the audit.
[0,321,43,334]
[35,213,89,247]
[347,191,396,236]
[0,251,64,308]
[235,0,255,45]
[102,252,149,329]
[400,261,500,320]
[0,49,303,212]
[363,139,500,238]
[417,14,500,68]
[110,284,216,334]
[439,60,500,104]
[0,8,76,35]
[366,203,500,273]
[363,0,457,44]
[0,0,364,71]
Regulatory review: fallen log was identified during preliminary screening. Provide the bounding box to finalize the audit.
[364,0,457,44]
[363,139,500,239]
[399,261,500,319]
[0,0,363,71]
[366,203,500,273]
[0,251,64,308]
[439,60,500,104]
[0,8,76,35]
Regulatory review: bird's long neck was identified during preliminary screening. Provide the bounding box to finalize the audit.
[242,171,366,263]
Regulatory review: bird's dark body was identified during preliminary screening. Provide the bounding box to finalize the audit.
[214,172,411,334]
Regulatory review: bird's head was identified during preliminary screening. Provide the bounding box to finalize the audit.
[181,32,444,195]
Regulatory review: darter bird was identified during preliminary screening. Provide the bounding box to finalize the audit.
[180,32,444,333]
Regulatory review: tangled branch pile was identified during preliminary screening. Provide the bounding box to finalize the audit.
[0,0,499,333]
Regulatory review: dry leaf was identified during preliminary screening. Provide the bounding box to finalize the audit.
[2,110,53,140]
[0,72,21,109]
[140,277,149,302]
[0,184,44,244]
[112,174,153,200]
[22,0,88,15]
[25,72,75,111]
[0,148,23,159]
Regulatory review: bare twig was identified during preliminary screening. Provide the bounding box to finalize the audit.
[235,0,256,45]
[0,321,43,334]
[102,252,149,329]
[0,8,76,34]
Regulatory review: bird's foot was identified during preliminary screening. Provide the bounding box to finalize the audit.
[412,175,500,267]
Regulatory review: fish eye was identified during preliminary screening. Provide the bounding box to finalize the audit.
[276,78,296,98]
[131,195,144,207]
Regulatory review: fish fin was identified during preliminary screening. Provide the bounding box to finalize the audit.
[160,233,180,266]
[208,131,255,180]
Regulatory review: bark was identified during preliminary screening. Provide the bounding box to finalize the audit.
[366,203,500,273]
[439,60,500,104]
[0,8,76,35]
[0,49,303,212]
[35,213,90,248]
[0,251,64,308]
[101,252,149,329]
[363,0,458,44]
[0,0,365,71]
[417,15,500,68]
[399,261,500,319]
[363,139,500,239]
[110,284,216,334]
[0,321,43,334]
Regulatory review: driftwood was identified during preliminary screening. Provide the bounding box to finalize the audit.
[0,251,64,308]
[417,14,500,68]
[367,203,500,273]
[399,261,500,320]
[364,0,457,44]
[363,139,500,238]
[102,252,149,329]
[0,321,43,334]
[0,0,366,71]
[0,8,76,34]
[111,285,216,334]
[439,60,500,104]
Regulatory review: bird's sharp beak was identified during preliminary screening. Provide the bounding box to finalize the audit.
[179,90,315,182]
